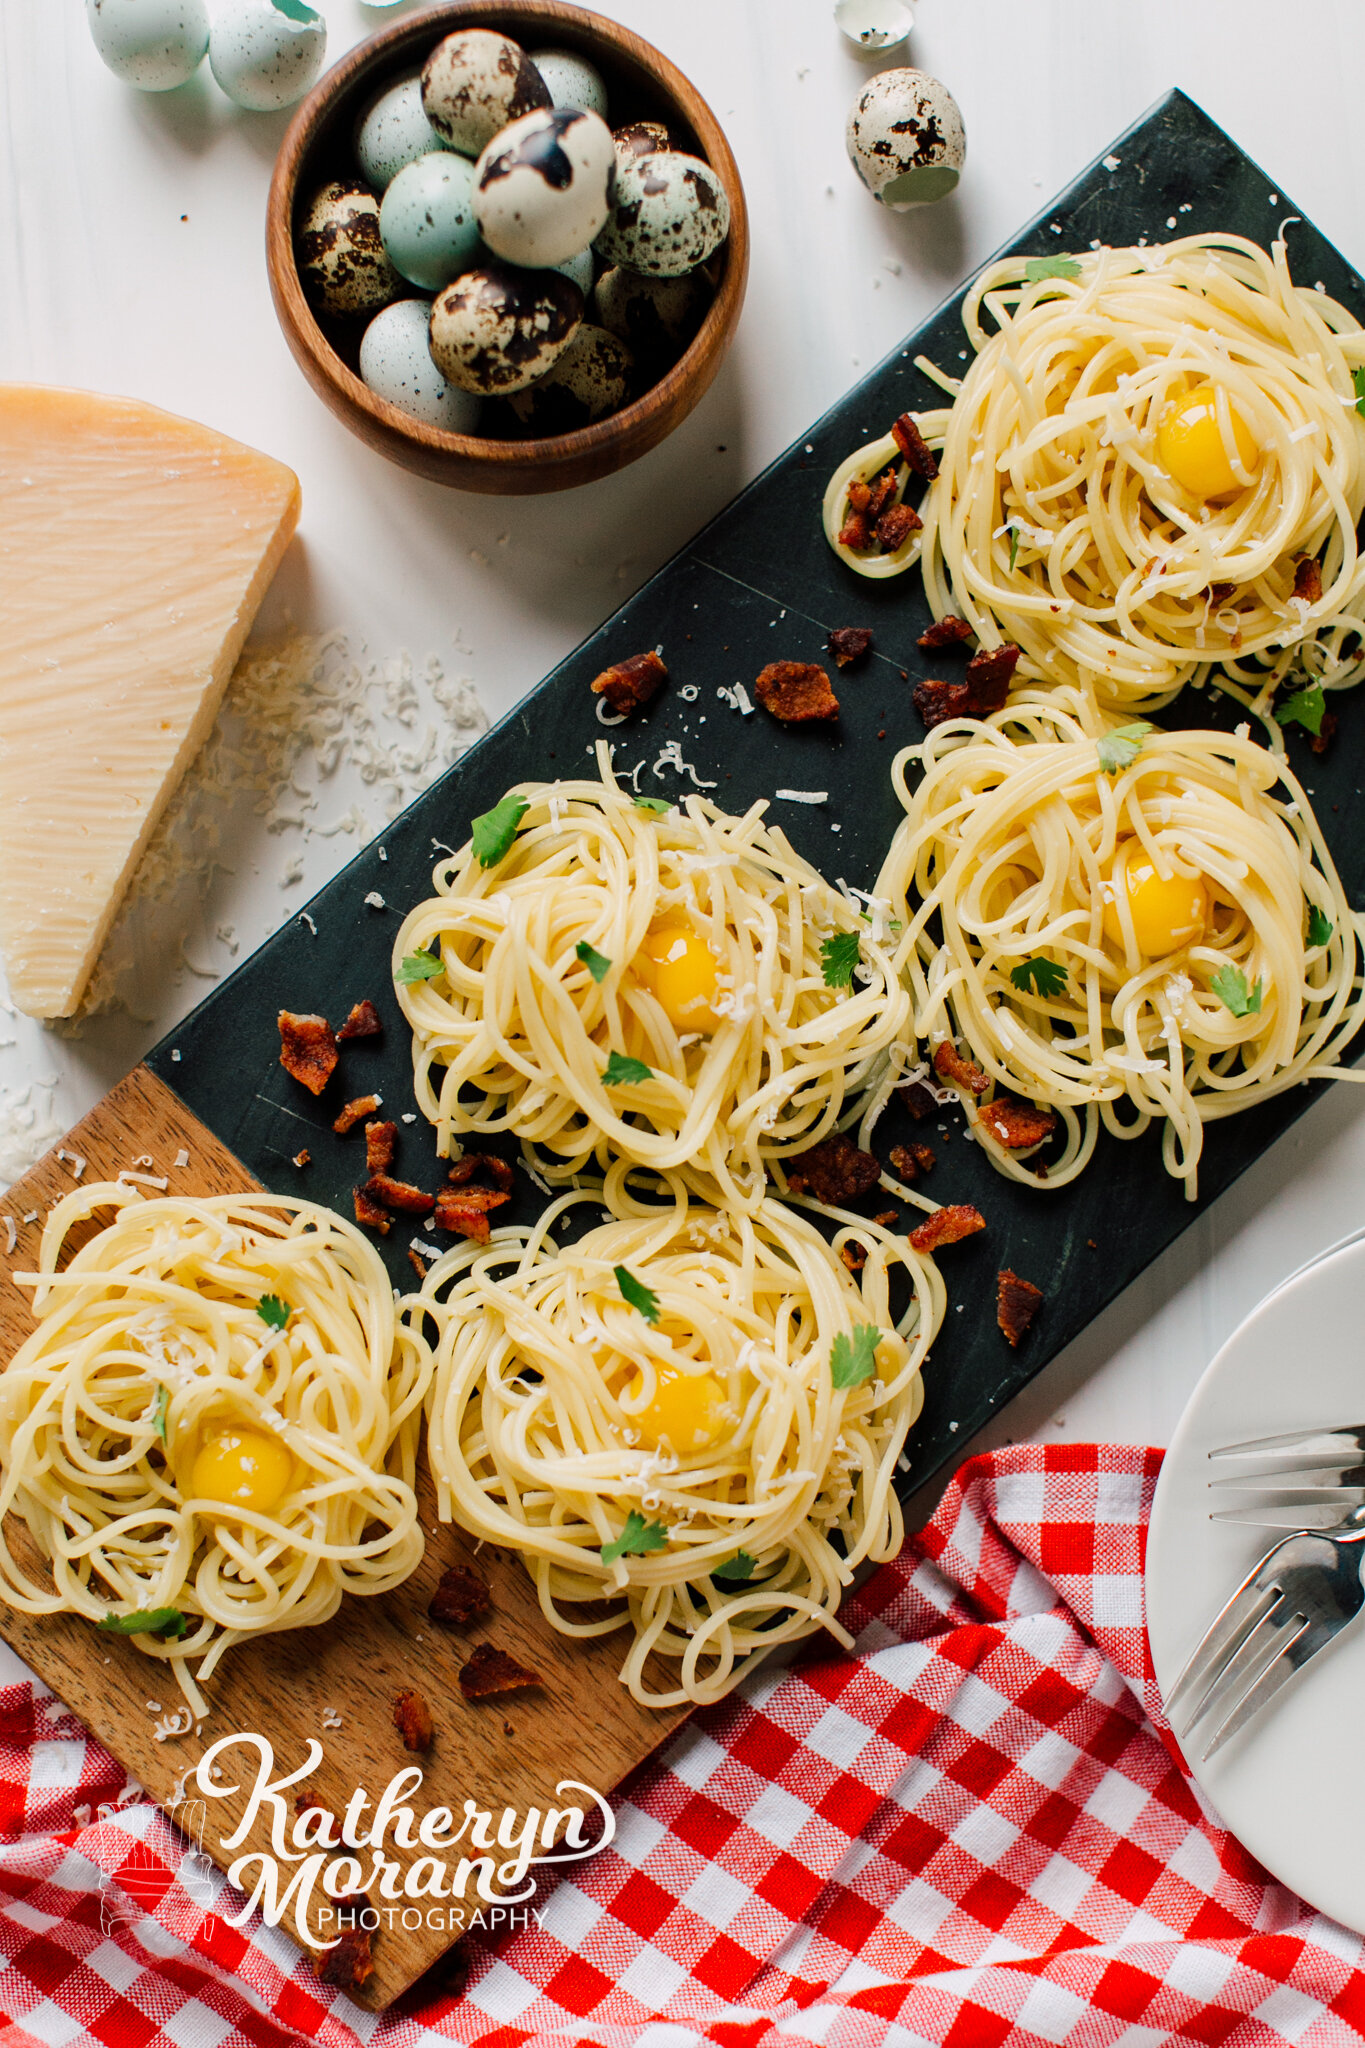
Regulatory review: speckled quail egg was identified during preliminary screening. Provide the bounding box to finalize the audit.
[595,152,730,278]
[595,265,709,356]
[474,107,615,270]
[359,299,482,434]
[428,266,583,396]
[380,152,482,293]
[209,0,326,112]
[526,47,608,119]
[421,30,550,157]
[85,0,209,90]
[508,325,634,433]
[846,68,965,208]
[553,247,596,295]
[356,73,450,190]
[614,121,671,164]
[834,0,915,52]
[296,180,399,318]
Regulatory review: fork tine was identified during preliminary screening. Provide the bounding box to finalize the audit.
[1170,1588,1288,1737]
[1164,1568,1282,1730]
[1200,1614,1313,1760]
[1209,1473,1365,1494]
[1211,1426,1360,1459]
[1210,1506,1353,1531]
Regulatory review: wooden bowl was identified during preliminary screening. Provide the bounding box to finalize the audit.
[266,2,749,494]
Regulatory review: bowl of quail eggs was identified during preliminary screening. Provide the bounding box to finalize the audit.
[266,1,748,493]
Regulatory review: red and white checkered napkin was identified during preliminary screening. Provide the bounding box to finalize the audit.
[1,1445,1364,2048]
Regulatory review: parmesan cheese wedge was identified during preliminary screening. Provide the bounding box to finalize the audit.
[0,386,301,1017]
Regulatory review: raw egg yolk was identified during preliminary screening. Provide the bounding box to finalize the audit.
[1103,857,1209,958]
[632,920,721,1034]
[629,1368,729,1453]
[1156,383,1260,500]
[190,1428,293,1515]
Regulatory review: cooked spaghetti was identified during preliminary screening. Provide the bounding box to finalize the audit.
[392,744,911,1210]
[413,1178,942,1707]
[877,705,1365,1197]
[824,234,1365,719]
[0,1187,432,1716]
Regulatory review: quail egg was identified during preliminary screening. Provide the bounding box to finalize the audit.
[846,68,965,208]
[834,0,915,51]
[595,151,730,278]
[595,265,709,357]
[474,107,615,270]
[421,30,550,157]
[209,0,326,112]
[356,73,450,190]
[85,0,209,90]
[380,152,482,293]
[554,247,596,296]
[508,325,634,434]
[297,180,399,318]
[359,299,482,434]
[526,47,608,119]
[429,266,583,396]
[614,121,671,164]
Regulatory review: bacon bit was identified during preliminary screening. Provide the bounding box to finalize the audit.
[278,1012,337,1096]
[1293,556,1324,605]
[354,1188,391,1236]
[840,1242,867,1272]
[847,477,871,513]
[867,469,900,521]
[785,1133,881,1205]
[873,1210,898,1228]
[827,627,874,669]
[997,1268,1043,1347]
[912,676,972,729]
[408,1247,433,1280]
[365,1121,397,1175]
[447,1153,516,1193]
[754,661,840,724]
[313,1899,374,1991]
[875,501,922,552]
[892,411,940,480]
[918,615,974,649]
[978,1095,1057,1151]
[434,1186,511,1242]
[429,1565,492,1627]
[1310,710,1339,757]
[934,1042,990,1096]
[590,650,668,717]
[909,1204,986,1253]
[333,1094,380,1135]
[963,644,1020,710]
[1208,581,1236,603]
[337,999,383,1042]
[458,1641,542,1700]
[897,1081,938,1121]
[909,1142,936,1173]
[366,1174,436,1216]
[889,1144,924,1183]
[838,507,873,551]
[393,1687,434,1753]
[292,1149,311,1170]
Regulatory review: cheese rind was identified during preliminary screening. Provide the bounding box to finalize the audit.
[0,386,301,1017]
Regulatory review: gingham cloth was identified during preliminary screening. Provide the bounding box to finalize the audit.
[0,1444,1362,2048]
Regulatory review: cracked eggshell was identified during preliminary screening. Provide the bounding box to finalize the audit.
[474,106,615,270]
[595,265,710,356]
[527,47,608,119]
[508,325,634,433]
[359,299,482,434]
[297,180,400,319]
[595,152,730,278]
[428,265,583,396]
[380,152,482,293]
[834,0,915,52]
[846,68,964,208]
[421,29,550,157]
[209,0,326,112]
[85,0,209,90]
[356,73,450,190]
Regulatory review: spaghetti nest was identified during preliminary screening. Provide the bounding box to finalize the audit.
[392,743,910,1210]
[412,1177,943,1707]
[825,235,1365,718]
[877,705,1365,1197]
[0,1187,433,1717]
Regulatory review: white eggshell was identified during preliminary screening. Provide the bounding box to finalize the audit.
[553,248,596,296]
[421,29,550,156]
[85,0,208,90]
[595,152,730,278]
[356,73,450,190]
[428,266,583,396]
[508,324,634,433]
[359,299,481,433]
[209,0,326,113]
[526,47,608,119]
[834,0,915,52]
[380,152,482,293]
[296,180,399,318]
[846,68,965,208]
[474,107,615,270]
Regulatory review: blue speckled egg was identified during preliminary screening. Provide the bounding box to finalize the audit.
[209,0,326,112]
[85,0,208,90]
[380,152,482,293]
[359,299,482,434]
[356,73,450,190]
[526,47,608,119]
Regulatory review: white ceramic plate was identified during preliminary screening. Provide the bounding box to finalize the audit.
[1147,1229,1365,1933]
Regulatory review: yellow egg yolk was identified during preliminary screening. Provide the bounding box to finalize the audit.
[628,1368,729,1453]
[190,1428,293,1515]
[632,920,721,1034]
[1103,856,1209,958]
[1156,383,1260,500]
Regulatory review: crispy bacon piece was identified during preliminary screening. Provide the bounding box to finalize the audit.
[1311,711,1339,757]
[434,1186,511,1242]
[892,411,940,480]
[918,615,974,649]
[408,1246,434,1280]
[934,1041,990,1096]
[754,661,840,724]
[337,999,383,1042]
[313,1897,374,1991]
[827,627,874,670]
[447,1153,516,1193]
[897,1081,938,1121]
[864,469,899,522]
[847,477,871,513]
[963,643,1020,711]
[292,1149,311,1170]
[912,676,972,729]
[840,1242,867,1273]
[909,1204,986,1253]
[590,650,668,717]
[838,507,873,551]
[785,1133,881,1205]
[875,501,922,552]
[333,1094,380,1135]
[1293,556,1324,605]
[889,1142,937,1183]
[873,1209,898,1228]
[458,1642,542,1700]
[429,1565,492,1628]
[997,1268,1043,1347]
[978,1095,1057,1151]
[909,1142,936,1172]
[366,1174,436,1216]
[364,1121,397,1174]
[278,1012,337,1097]
[1208,581,1236,604]
[393,1687,434,1753]
[353,1188,391,1236]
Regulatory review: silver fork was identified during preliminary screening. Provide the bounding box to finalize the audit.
[1208,1423,1365,1531]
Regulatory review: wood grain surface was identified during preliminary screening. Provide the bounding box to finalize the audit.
[0,1067,690,2005]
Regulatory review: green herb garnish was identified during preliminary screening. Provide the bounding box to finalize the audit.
[1274,683,1327,737]
[471,793,529,868]
[97,1608,188,1640]
[601,1512,669,1566]
[576,940,612,984]
[1308,905,1335,947]
[395,948,443,985]
[821,930,861,990]
[830,1326,881,1390]
[1009,523,1021,572]
[602,1052,653,1087]
[615,1265,660,1325]
[256,1295,291,1331]
[1097,722,1152,774]
[1025,255,1082,286]
[1211,965,1263,1017]
[711,1551,759,1586]
[634,796,673,815]
[151,1385,169,1443]
[1354,365,1365,419]
[1009,956,1068,999]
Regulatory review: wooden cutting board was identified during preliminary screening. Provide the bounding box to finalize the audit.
[0,1067,690,2005]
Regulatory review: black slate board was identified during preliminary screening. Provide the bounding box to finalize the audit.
[149,89,1365,1498]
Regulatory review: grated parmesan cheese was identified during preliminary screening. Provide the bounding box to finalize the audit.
[774,789,828,805]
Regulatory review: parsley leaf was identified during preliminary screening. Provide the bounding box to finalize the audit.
[1308,905,1335,947]
[602,1052,653,1086]
[1354,365,1365,419]
[602,1512,669,1566]
[151,1385,169,1443]
[1211,965,1263,1017]
[821,930,861,989]
[471,793,529,868]
[576,939,612,983]
[1008,523,1020,572]
[634,796,673,815]
[830,1326,881,1390]
[1274,683,1327,737]
[256,1295,291,1331]
[615,1265,660,1324]
[1096,722,1152,774]
[98,1608,188,1640]
[712,1551,759,1585]
[1025,255,1082,285]
[395,948,443,985]
[1009,956,1068,999]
